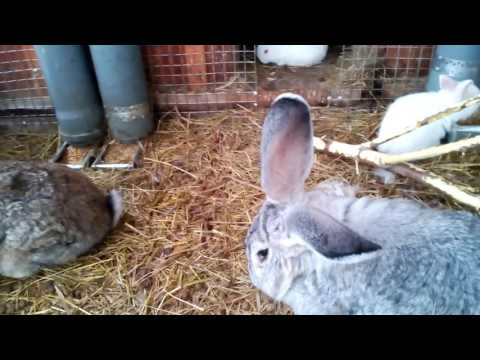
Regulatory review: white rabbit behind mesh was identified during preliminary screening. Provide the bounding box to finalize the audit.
[245,93,480,315]
[256,45,328,67]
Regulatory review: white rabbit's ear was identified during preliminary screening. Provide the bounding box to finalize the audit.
[439,74,459,92]
[288,209,381,259]
[260,94,313,203]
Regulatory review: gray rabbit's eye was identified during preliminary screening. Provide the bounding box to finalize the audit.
[257,248,269,263]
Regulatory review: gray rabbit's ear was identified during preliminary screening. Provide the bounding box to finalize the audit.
[288,209,381,259]
[261,93,313,203]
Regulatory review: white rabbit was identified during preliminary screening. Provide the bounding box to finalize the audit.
[375,75,480,183]
[245,93,480,315]
[256,45,328,67]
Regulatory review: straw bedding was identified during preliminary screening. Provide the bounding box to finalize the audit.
[0,107,478,315]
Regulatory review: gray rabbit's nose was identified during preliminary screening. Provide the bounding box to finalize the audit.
[257,248,269,263]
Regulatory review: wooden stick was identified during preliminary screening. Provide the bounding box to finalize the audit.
[378,136,480,164]
[313,137,480,211]
[312,93,480,211]
[313,135,480,166]
[313,137,384,165]
[360,94,480,149]
[390,164,480,211]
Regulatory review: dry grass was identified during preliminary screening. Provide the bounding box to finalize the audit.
[0,132,58,161]
[0,106,479,315]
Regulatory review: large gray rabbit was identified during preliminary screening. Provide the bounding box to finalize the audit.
[245,93,480,315]
[0,160,123,279]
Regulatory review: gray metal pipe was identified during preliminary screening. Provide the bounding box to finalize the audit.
[34,45,106,146]
[426,45,480,91]
[448,125,480,142]
[88,45,154,144]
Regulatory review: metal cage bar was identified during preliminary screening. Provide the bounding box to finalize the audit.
[0,45,440,127]
[337,45,435,104]
[0,45,54,117]
[141,45,258,115]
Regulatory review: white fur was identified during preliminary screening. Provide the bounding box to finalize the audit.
[377,75,480,155]
[273,92,310,109]
[109,190,123,228]
[329,250,381,265]
[373,168,397,185]
[257,45,328,67]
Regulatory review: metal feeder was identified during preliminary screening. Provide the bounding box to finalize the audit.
[90,141,145,170]
[49,139,145,171]
[49,141,101,170]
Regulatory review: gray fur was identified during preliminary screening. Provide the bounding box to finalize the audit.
[245,93,480,315]
[0,160,123,279]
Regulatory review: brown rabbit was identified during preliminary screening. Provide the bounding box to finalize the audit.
[0,160,123,279]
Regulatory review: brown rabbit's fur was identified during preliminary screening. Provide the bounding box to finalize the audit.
[0,161,120,279]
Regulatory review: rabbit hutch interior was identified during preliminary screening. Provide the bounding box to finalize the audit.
[1,45,480,315]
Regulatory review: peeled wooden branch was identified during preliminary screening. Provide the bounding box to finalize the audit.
[313,136,480,211]
[390,164,480,211]
[314,135,480,166]
[313,94,480,211]
[313,137,384,164]
[360,94,480,149]
[365,136,480,165]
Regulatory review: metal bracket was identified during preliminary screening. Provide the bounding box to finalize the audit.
[49,140,145,170]
[448,125,480,143]
[49,141,100,170]
[49,140,69,163]
[90,140,144,170]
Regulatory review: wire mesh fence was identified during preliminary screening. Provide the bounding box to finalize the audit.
[0,45,439,130]
[0,45,55,132]
[141,45,258,115]
[337,45,435,105]
[0,45,54,116]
